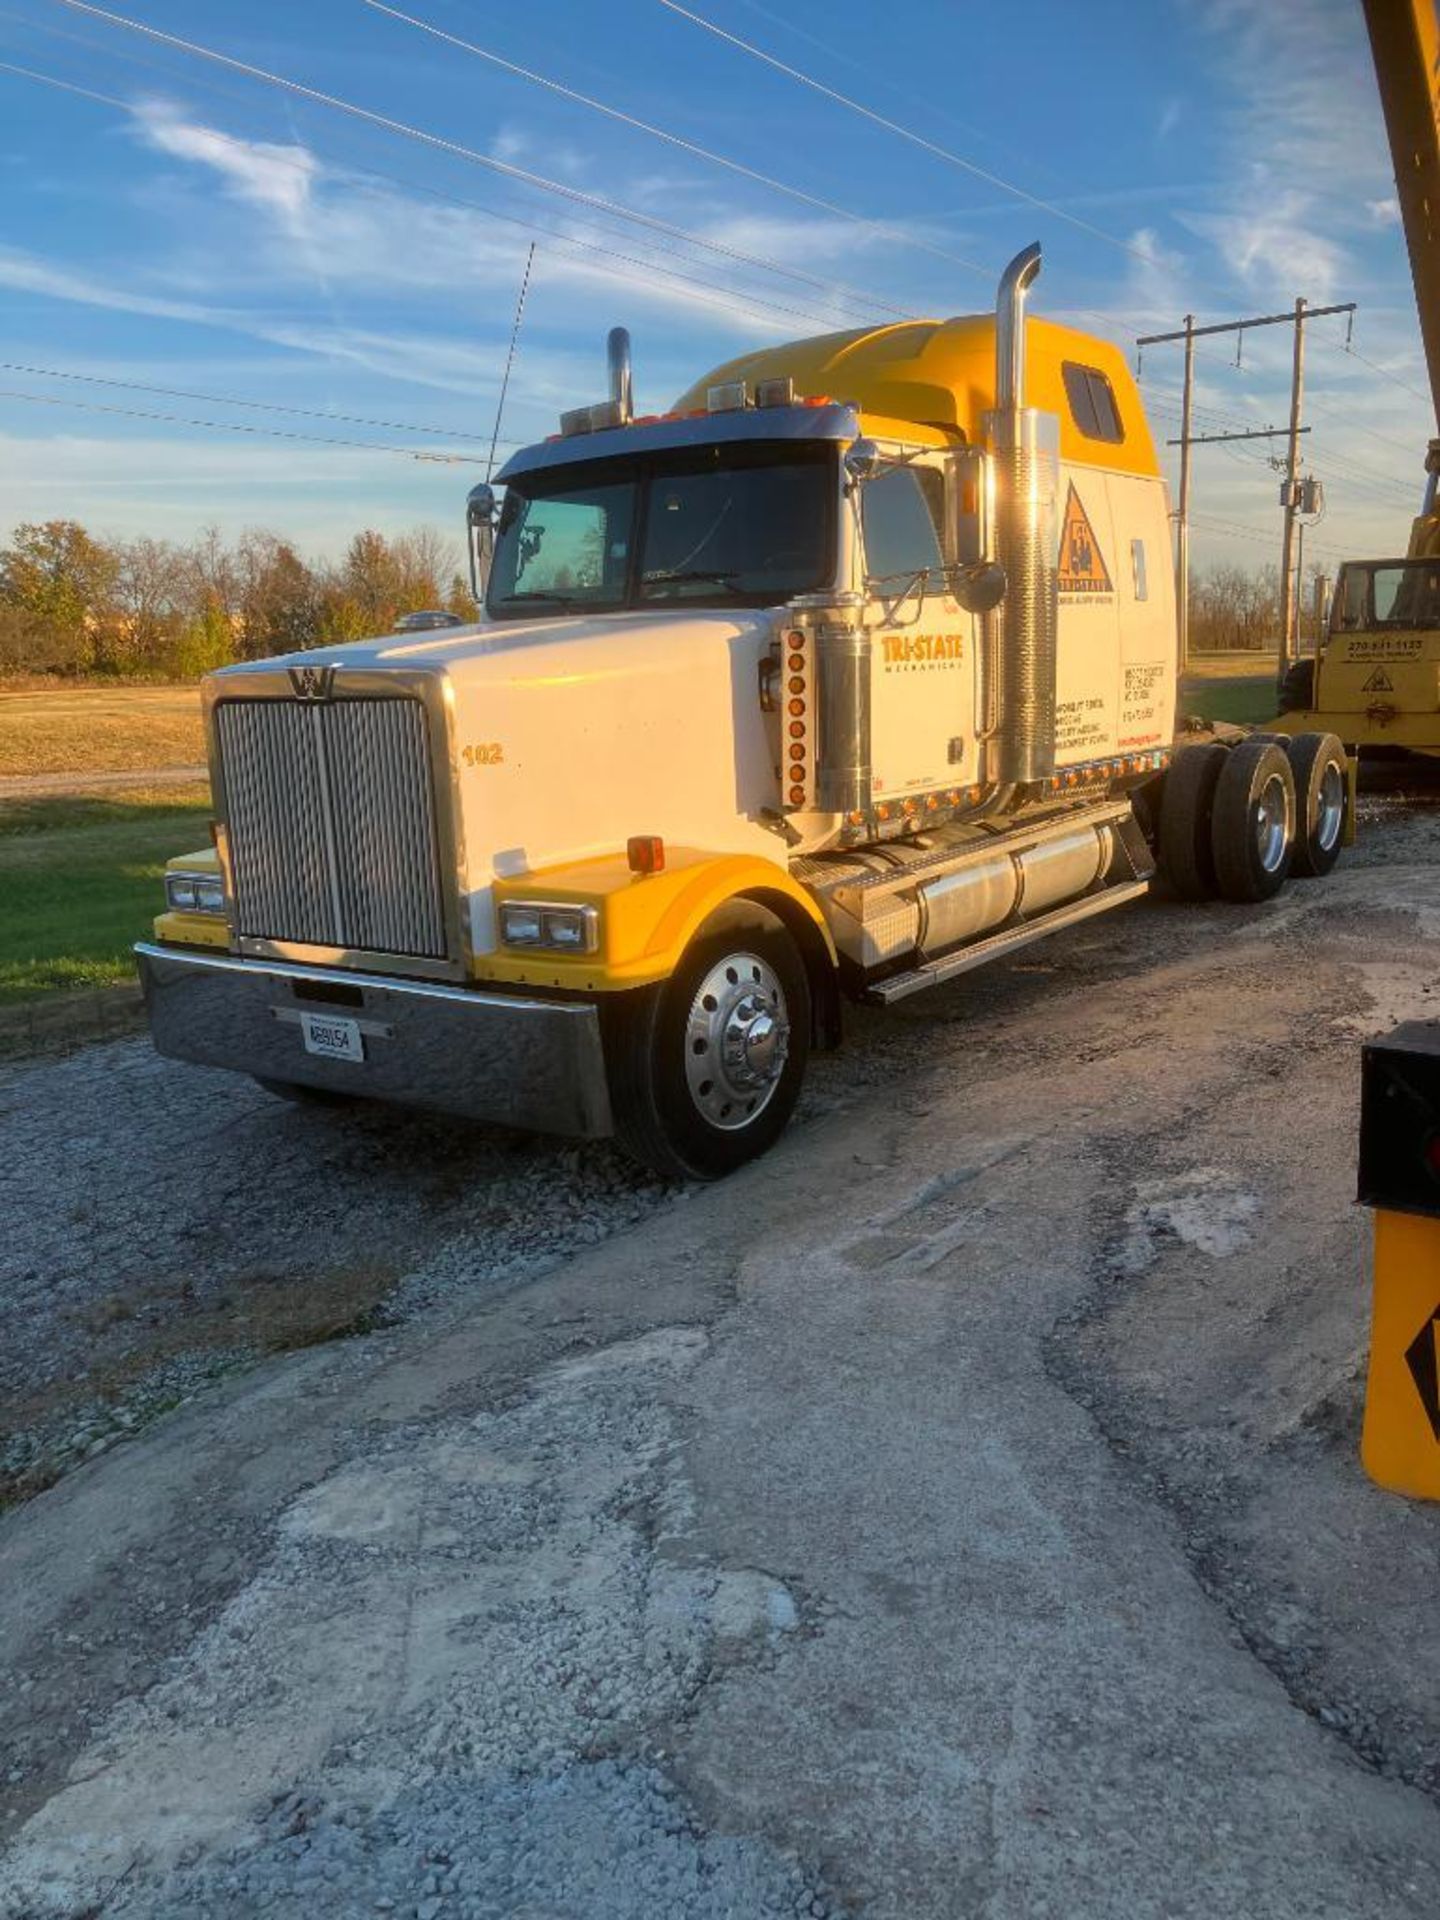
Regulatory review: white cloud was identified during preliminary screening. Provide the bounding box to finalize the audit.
[1367,196,1401,228]
[130,98,319,229]
[1183,193,1346,304]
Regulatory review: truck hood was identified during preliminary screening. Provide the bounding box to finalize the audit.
[214,609,789,954]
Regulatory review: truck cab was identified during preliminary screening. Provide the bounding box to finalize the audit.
[136,245,1342,1178]
[1277,556,1440,756]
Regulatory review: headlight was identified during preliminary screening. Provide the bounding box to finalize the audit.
[499,901,598,953]
[165,872,226,917]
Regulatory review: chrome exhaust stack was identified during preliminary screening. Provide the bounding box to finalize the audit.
[607,326,634,424]
[988,244,1060,786]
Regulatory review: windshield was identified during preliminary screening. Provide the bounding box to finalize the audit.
[487,440,836,617]
[1334,562,1440,631]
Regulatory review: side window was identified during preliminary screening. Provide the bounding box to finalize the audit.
[1062,362,1125,444]
[515,497,610,592]
[1131,538,1148,601]
[862,467,945,580]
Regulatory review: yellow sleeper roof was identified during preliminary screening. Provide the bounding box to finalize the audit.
[674,314,1160,478]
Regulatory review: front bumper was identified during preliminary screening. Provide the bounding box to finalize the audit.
[134,943,614,1139]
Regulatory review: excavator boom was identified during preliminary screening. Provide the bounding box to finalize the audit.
[1362,0,1440,436]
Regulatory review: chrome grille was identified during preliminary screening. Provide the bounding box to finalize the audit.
[216,696,448,960]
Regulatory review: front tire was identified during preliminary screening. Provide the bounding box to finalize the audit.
[608,901,811,1180]
[1211,739,1296,902]
[1283,731,1348,878]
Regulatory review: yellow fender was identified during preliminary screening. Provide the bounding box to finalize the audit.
[484,847,837,994]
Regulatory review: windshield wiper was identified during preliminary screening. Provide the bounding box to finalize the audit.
[642,568,745,594]
[499,589,598,610]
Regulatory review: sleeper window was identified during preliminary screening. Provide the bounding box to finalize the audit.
[1062,362,1125,444]
[1131,538,1148,601]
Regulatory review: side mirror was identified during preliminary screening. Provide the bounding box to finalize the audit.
[952,559,1006,615]
[466,483,497,602]
[844,438,882,484]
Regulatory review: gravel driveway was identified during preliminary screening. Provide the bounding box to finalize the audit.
[3,787,1440,1919]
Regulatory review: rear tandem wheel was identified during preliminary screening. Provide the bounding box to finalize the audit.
[1210,739,1297,903]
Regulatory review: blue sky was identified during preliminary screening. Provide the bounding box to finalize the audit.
[0,0,1427,576]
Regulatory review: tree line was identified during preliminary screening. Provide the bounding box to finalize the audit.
[0,517,1317,677]
[0,520,474,679]
[1189,561,1328,653]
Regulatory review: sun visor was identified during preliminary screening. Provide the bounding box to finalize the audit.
[494,401,860,486]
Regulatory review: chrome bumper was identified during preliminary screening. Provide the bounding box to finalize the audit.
[134,943,614,1139]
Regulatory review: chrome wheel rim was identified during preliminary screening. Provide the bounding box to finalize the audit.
[1314,760,1344,853]
[1255,772,1291,874]
[684,950,790,1131]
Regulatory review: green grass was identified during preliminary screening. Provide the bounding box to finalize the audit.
[1177,671,1279,729]
[0,792,211,1004]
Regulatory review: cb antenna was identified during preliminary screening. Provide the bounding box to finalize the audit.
[486,241,536,481]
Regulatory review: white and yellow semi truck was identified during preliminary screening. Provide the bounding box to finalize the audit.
[136,246,1349,1177]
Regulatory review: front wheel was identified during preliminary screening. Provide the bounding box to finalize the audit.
[607,901,811,1180]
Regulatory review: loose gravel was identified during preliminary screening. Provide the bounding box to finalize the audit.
[0,1040,670,1503]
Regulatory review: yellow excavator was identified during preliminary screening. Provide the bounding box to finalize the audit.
[1272,0,1440,756]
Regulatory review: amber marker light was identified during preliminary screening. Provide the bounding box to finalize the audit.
[627,835,665,875]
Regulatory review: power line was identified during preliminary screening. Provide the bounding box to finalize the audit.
[49,1,920,324]
[1333,336,1430,407]
[1190,511,1346,562]
[360,0,997,285]
[6,16,866,324]
[0,57,875,339]
[0,384,492,460]
[654,0,1158,266]
[0,358,493,439]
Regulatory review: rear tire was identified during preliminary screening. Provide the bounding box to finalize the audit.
[1211,740,1296,902]
[1284,732,1348,879]
[1158,744,1226,900]
[607,901,810,1181]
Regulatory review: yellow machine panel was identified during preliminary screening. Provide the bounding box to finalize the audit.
[1362,1209,1440,1500]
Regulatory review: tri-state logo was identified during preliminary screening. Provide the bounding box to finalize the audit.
[1058,484,1113,597]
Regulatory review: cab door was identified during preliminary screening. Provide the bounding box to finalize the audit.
[861,458,980,801]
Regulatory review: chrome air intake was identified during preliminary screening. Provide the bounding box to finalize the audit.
[989,244,1060,787]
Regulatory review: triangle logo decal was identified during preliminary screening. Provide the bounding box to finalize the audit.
[1058,483,1113,596]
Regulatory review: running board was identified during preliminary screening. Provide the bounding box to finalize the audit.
[863,878,1152,1006]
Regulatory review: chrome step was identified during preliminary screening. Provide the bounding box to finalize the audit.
[862,877,1152,1005]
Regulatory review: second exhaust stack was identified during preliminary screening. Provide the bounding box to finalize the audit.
[988,244,1060,787]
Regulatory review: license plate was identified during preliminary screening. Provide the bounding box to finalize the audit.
[300,1012,364,1063]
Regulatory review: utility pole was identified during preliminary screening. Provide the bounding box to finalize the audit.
[1137,297,1353,683]
[1277,296,1307,683]
[1176,315,1195,673]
